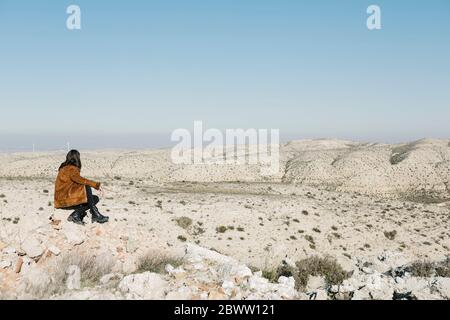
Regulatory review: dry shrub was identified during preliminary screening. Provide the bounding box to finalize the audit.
[409,261,434,277]
[409,257,450,278]
[175,217,193,230]
[261,256,348,290]
[435,257,450,277]
[24,251,114,299]
[295,256,349,290]
[136,250,183,274]
[384,230,397,240]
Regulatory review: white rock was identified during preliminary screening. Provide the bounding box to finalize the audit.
[275,276,298,299]
[362,267,375,274]
[118,272,168,299]
[20,257,36,275]
[278,276,294,287]
[434,277,450,299]
[122,258,137,274]
[166,265,186,279]
[185,243,235,265]
[306,276,326,291]
[397,277,429,294]
[375,251,409,273]
[218,263,252,283]
[62,225,85,246]
[165,264,175,274]
[66,265,81,290]
[352,287,371,300]
[339,277,361,293]
[48,246,61,256]
[222,280,235,296]
[309,290,328,300]
[2,247,16,254]
[0,260,12,269]
[21,235,45,258]
[246,274,270,292]
[165,286,195,300]
[283,258,297,269]
[51,289,121,300]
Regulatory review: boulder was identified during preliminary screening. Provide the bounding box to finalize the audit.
[306,276,326,291]
[185,243,235,265]
[433,277,450,299]
[66,265,81,290]
[62,225,85,246]
[118,272,168,299]
[165,285,196,300]
[19,257,36,275]
[48,246,61,256]
[21,236,45,258]
[0,260,12,269]
[2,247,16,255]
[217,263,252,283]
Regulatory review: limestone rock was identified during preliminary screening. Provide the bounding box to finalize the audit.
[66,265,81,290]
[165,286,196,300]
[48,246,61,256]
[433,278,450,299]
[2,246,16,255]
[118,272,168,299]
[306,276,326,291]
[21,236,45,258]
[62,225,85,246]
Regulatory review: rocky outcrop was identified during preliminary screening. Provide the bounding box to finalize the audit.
[1,234,448,300]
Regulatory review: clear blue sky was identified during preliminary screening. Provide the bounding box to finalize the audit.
[0,0,449,150]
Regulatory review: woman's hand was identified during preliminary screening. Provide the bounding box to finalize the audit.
[99,186,106,198]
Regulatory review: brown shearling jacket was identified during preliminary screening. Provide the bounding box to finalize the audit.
[54,165,101,209]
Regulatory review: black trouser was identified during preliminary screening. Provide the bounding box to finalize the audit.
[65,186,99,212]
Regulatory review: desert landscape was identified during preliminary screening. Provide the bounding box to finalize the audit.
[0,138,449,300]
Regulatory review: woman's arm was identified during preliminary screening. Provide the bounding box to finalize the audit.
[69,167,101,190]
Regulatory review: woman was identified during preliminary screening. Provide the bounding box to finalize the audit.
[54,150,109,225]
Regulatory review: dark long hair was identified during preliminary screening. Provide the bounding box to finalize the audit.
[59,150,82,170]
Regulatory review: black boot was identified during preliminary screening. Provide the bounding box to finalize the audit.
[67,209,86,225]
[90,206,109,224]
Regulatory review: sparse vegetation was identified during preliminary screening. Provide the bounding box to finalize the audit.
[435,258,450,277]
[408,258,450,278]
[409,261,434,277]
[384,230,397,240]
[175,216,193,230]
[294,256,349,290]
[136,251,183,274]
[261,256,349,290]
[216,226,228,233]
[24,252,114,298]
[177,235,187,242]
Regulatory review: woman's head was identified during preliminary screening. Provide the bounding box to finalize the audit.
[59,150,82,170]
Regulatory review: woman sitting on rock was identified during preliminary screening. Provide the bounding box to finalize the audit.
[54,150,109,225]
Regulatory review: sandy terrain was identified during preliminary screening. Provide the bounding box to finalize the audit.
[0,138,449,299]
